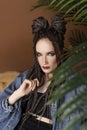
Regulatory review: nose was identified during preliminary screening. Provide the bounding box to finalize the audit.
[42,56,48,65]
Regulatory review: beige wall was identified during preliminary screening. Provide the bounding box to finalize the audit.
[0,0,87,72]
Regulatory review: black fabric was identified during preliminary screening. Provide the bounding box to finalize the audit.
[15,116,52,130]
[22,92,51,118]
[15,92,52,130]
[33,92,51,118]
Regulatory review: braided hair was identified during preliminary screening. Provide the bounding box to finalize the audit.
[18,14,67,129]
[27,14,66,81]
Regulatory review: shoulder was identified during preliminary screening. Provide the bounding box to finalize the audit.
[12,69,31,89]
[0,69,31,98]
[17,70,29,79]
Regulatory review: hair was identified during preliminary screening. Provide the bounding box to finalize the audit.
[27,14,66,83]
[17,14,67,129]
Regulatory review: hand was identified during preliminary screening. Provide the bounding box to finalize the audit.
[8,78,39,105]
[18,78,39,96]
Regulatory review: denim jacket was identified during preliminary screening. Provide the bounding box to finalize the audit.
[0,70,86,130]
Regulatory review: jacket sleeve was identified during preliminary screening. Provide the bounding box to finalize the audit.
[0,70,28,130]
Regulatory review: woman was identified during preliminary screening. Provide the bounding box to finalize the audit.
[0,14,80,130]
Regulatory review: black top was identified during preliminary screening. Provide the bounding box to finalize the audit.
[15,92,52,130]
[16,116,52,130]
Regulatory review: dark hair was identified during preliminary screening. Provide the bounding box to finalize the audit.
[18,14,67,129]
[27,14,66,83]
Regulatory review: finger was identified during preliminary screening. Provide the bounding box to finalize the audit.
[24,79,32,88]
[30,79,39,91]
[26,80,36,92]
[31,80,38,90]
[23,80,34,92]
[31,84,36,91]
[33,78,39,87]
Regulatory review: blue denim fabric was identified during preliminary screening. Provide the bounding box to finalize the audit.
[0,70,28,130]
[51,83,87,130]
[0,70,86,130]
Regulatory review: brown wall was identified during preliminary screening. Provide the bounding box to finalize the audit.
[0,0,53,72]
[0,0,87,72]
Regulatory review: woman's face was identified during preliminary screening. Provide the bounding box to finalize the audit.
[36,38,57,75]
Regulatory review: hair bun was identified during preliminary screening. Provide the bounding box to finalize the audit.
[32,16,49,34]
[51,14,67,34]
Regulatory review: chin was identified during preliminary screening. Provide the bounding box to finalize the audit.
[43,70,52,74]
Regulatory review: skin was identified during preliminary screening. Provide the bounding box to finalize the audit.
[36,38,57,93]
[36,38,57,77]
[8,38,57,105]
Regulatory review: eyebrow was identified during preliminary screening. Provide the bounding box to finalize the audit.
[47,51,55,53]
[36,51,55,54]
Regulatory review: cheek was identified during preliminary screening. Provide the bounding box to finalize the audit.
[53,60,57,67]
[51,58,57,67]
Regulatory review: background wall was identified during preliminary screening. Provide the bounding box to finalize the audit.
[0,0,86,72]
[0,0,53,72]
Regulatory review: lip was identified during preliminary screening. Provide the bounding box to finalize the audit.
[42,66,50,70]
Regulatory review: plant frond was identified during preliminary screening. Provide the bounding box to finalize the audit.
[75,9,87,22]
[49,0,58,6]
[65,0,86,16]
[32,0,87,23]
[48,42,87,130]
[63,110,87,130]
[73,4,87,19]
[54,89,87,118]
[58,0,75,12]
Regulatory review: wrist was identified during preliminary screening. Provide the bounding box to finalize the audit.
[8,90,23,105]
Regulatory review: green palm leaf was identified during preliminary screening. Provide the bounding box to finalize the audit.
[63,109,87,130]
[48,42,87,130]
[32,0,87,23]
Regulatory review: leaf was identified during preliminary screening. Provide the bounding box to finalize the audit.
[32,0,87,23]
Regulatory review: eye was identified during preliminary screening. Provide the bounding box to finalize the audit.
[48,52,56,56]
[36,52,42,57]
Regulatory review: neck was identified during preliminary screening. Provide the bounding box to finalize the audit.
[37,74,52,93]
[45,73,53,82]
